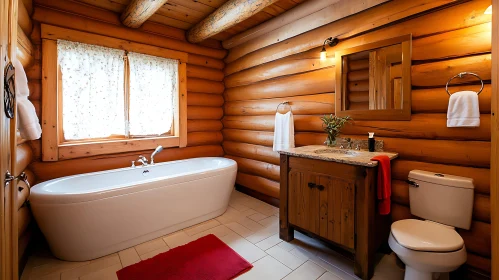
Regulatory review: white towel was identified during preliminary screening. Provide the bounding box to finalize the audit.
[447,90,480,128]
[14,59,42,140]
[273,111,295,152]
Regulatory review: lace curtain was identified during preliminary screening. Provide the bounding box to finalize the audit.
[128,52,178,136]
[58,40,125,140]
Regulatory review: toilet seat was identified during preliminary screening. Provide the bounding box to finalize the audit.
[388,232,467,274]
[391,219,464,252]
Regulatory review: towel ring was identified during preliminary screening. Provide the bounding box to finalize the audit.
[276,101,292,113]
[445,72,484,96]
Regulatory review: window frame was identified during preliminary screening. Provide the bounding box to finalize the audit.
[41,24,188,161]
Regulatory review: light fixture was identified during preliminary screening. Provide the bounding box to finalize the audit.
[320,37,339,60]
[485,5,492,14]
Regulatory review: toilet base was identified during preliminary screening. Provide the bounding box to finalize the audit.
[405,266,449,280]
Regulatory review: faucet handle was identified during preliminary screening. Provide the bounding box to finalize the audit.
[131,161,135,168]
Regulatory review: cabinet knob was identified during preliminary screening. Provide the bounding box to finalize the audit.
[308,182,316,188]
[317,184,325,191]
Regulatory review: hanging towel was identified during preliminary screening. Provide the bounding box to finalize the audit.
[273,111,295,152]
[371,155,391,215]
[447,90,480,127]
[14,59,42,140]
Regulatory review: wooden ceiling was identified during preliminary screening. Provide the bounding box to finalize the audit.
[73,0,306,41]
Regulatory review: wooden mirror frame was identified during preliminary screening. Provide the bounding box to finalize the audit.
[335,34,412,121]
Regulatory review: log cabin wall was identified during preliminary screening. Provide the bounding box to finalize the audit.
[16,0,37,272]
[222,0,492,277]
[26,0,227,183]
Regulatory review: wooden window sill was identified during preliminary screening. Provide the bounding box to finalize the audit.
[57,136,180,160]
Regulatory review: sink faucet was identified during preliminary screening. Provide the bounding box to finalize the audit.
[345,138,352,149]
[137,155,148,166]
[151,145,163,164]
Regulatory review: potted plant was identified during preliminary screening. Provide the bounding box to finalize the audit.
[320,114,352,147]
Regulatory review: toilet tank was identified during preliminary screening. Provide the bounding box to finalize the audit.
[408,170,474,230]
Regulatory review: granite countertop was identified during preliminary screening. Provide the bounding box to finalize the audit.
[278,145,398,167]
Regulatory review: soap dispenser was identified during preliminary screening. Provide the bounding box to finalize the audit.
[368,132,375,152]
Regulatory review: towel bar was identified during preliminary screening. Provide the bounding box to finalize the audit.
[445,72,484,96]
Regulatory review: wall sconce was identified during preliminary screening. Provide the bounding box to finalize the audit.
[484,5,492,14]
[320,37,339,60]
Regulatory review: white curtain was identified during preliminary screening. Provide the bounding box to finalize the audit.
[128,52,178,136]
[58,40,125,140]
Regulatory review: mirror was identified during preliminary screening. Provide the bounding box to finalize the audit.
[335,35,411,120]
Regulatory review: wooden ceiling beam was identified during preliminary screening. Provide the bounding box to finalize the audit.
[121,0,169,28]
[187,0,280,43]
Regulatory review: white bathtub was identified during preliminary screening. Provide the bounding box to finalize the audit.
[30,157,237,261]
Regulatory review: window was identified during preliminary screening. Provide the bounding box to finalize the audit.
[41,25,187,161]
[58,40,178,140]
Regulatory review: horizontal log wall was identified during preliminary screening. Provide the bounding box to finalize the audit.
[27,2,226,182]
[17,0,36,271]
[223,0,492,275]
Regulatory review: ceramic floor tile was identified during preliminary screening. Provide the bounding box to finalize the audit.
[246,225,278,244]
[220,233,267,263]
[118,248,141,268]
[371,254,404,280]
[240,209,259,217]
[191,224,233,240]
[237,216,265,232]
[258,215,279,227]
[318,272,344,280]
[317,249,355,276]
[229,201,250,212]
[80,263,122,280]
[255,234,282,251]
[248,212,268,222]
[225,222,254,238]
[236,255,292,280]
[29,259,90,279]
[282,261,327,280]
[60,254,120,280]
[216,207,243,224]
[163,231,195,248]
[266,245,307,270]
[134,237,167,255]
[278,241,297,252]
[139,246,170,260]
[20,192,405,280]
[309,256,359,280]
[183,219,221,236]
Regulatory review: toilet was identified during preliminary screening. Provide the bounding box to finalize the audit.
[388,170,474,280]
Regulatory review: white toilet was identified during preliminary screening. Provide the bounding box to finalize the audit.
[388,170,474,280]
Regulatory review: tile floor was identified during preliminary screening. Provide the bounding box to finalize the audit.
[21,190,405,280]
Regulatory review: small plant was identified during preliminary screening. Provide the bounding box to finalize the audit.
[320,114,352,147]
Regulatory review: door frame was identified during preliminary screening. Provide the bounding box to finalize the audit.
[491,0,498,279]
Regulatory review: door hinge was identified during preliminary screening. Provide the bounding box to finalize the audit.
[4,171,14,188]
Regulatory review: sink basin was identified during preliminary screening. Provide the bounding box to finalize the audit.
[314,148,362,157]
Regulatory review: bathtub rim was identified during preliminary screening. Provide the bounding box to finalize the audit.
[30,157,237,205]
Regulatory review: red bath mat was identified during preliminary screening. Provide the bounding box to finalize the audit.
[116,234,253,280]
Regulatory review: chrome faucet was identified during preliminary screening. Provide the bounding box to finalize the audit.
[151,145,164,164]
[137,155,148,166]
[345,138,352,149]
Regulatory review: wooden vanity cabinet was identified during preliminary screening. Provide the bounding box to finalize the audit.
[279,155,390,280]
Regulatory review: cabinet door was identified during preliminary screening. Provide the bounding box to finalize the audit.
[320,178,355,249]
[288,170,320,235]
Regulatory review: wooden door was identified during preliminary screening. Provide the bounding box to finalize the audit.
[288,170,321,234]
[289,169,355,249]
[0,0,19,278]
[319,178,355,249]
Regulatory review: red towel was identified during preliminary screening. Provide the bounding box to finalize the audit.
[371,155,391,215]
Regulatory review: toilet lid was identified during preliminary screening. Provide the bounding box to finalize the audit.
[391,219,464,252]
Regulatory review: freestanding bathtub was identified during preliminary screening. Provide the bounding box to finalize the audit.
[30,157,237,261]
